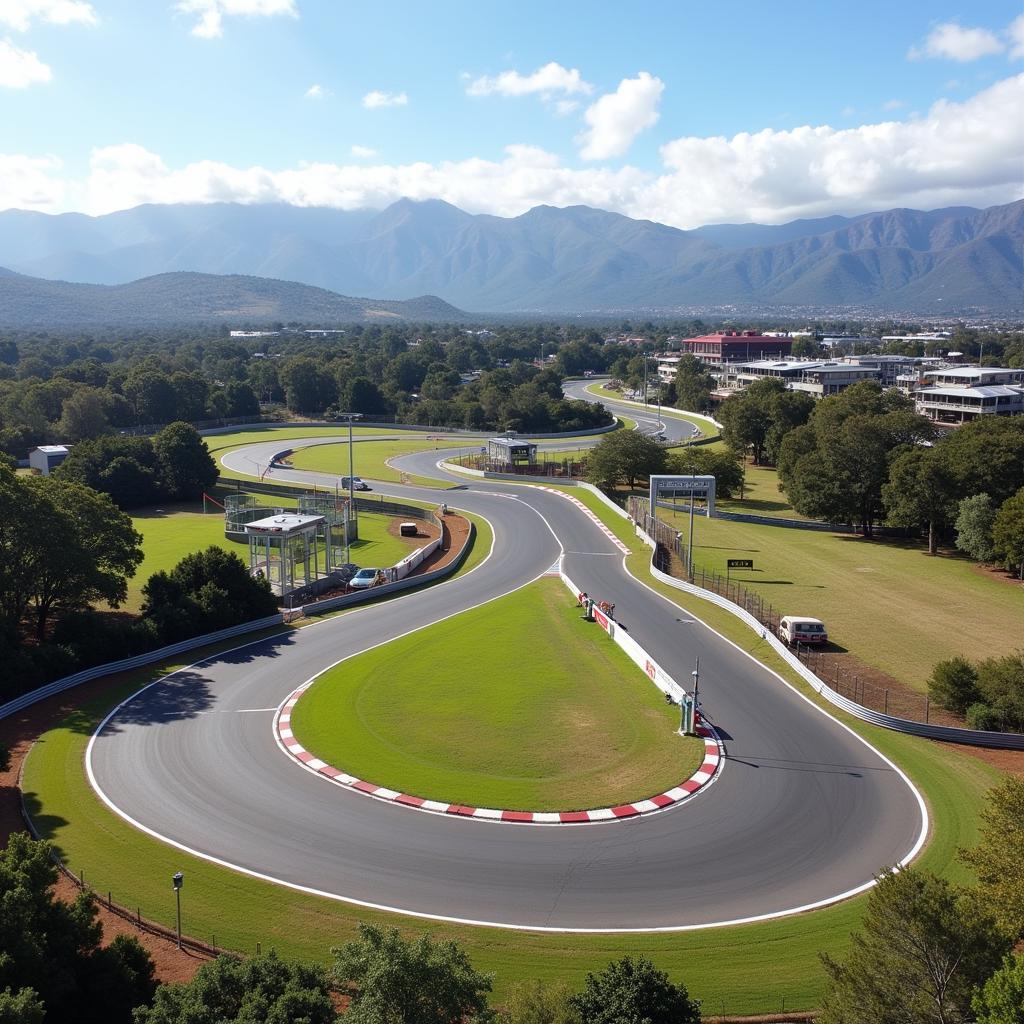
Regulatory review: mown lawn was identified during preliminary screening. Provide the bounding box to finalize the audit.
[292,578,703,811]
[653,507,1023,691]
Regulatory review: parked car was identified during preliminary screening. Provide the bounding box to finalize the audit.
[348,567,382,590]
[778,616,828,646]
[341,476,370,491]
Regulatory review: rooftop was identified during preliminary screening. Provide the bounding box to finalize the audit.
[245,513,325,535]
[916,385,1024,399]
[925,366,1019,379]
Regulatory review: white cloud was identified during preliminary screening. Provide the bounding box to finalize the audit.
[0,0,97,31]
[577,71,663,160]
[175,0,297,40]
[1008,14,1024,59]
[350,145,377,158]
[882,98,904,110]
[648,74,1024,226]
[909,21,1004,61]
[304,83,327,99]
[362,89,407,109]
[554,99,579,116]
[5,77,1022,230]
[467,62,592,98]
[0,152,63,209]
[0,36,50,87]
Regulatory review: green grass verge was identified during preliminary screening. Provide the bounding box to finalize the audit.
[652,507,1023,691]
[288,438,463,489]
[292,578,703,811]
[18,481,1003,1014]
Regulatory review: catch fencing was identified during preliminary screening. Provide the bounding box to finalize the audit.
[627,496,1024,748]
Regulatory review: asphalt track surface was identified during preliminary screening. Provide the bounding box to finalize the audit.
[87,411,926,931]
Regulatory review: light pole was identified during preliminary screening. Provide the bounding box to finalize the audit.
[172,871,183,949]
[687,486,697,579]
[690,658,700,734]
[336,413,363,563]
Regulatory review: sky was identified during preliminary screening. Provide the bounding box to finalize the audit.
[1,0,1022,227]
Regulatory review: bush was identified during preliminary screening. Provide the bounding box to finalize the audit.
[966,702,1002,731]
[928,657,981,715]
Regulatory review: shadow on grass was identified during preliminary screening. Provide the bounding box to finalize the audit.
[20,789,69,854]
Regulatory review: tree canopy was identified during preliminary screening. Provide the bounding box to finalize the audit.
[332,924,493,1024]
[0,832,157,1023]
[568,957,700,1024]
[133,951,335,1024]
[585,430,666,490]
[818,867,1010,1024]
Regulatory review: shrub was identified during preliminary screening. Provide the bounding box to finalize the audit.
[928,657,981,715]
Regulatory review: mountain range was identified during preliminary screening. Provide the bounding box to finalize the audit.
[0,269,464,327]
[0,198,1021,316]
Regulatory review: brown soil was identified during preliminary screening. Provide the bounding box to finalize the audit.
[385,517,440,546]
[0,676,212,985]
[971,561,1024,587]
[410,511,471,576]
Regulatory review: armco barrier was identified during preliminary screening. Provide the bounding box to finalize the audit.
[0,614,284,723]
[642,536,1024,750]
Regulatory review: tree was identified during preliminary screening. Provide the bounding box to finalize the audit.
[972,954,1024,1024]
[0,987,45,1024]
[568,957,700,1024]
[142,546,278,643]
[152,422,218,501]
[280,357,337,415]
[22,476,143,641]
[778,384,932,536]
[332,924,493,1024]
[883,447,957,554]
[992,487,1024,578]
[585,431,666,490]
[818,867,1010,1024]
[961,776,1024,943]
[935,417,1024,507]
[499,981,580,1024]
[927,656,981,715]
[55,435,162,509]
[57,386,112,441]
[673,355,714,414]
[134,951,334,1024]
[667,446,743,498]
[0,832,157,1023]
[955,494,997,562]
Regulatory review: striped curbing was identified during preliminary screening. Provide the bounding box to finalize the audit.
[535,487,631,554]
[275,687,723,825]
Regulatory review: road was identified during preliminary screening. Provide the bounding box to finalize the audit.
[87,431,925,932]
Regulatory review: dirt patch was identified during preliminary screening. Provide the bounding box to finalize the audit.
[971,562,1024,588]
[385,517,440,546]
[410,511,472,576]
[1,675,212,985]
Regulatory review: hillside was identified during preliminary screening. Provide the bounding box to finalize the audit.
[0,198,1020,313]
[0,269,466,326]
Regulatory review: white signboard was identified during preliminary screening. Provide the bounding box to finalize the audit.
[649,474,716,516]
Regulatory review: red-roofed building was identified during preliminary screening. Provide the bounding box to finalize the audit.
[680,330,793,368]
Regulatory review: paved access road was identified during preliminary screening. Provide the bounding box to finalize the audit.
[561,378,701,444]
[88,434,925,931]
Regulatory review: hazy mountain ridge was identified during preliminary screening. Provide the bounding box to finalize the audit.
[0,198,1020,313]
[0,269,466,326]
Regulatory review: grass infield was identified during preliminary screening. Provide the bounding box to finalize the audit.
[291,578,703,811]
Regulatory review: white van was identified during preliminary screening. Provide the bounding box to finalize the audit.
[778,616,828,646]
[340,476,370,491]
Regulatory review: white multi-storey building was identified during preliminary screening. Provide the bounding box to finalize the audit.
[914,367,1024,424]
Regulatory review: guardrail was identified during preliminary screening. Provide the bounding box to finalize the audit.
[0,615,284,723]
[633,522,1024,749]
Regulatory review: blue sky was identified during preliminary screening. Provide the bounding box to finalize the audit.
[1,0,1022,226]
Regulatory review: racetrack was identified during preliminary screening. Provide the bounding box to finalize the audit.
[86,426,925,932]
